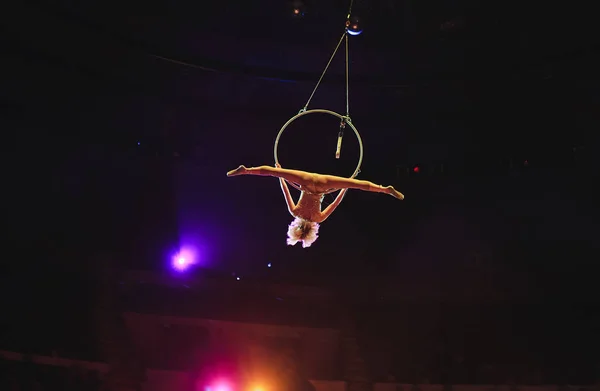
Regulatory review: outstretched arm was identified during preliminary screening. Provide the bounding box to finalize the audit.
[319,189,348,222]
[276,164,296,214]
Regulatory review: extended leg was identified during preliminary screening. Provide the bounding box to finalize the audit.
[227,165,314,187]
[321,175,404,200]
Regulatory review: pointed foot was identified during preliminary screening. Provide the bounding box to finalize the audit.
[227,165,247,177]
[385,186,404,200]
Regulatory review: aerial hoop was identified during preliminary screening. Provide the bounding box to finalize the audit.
[274,109,363,194]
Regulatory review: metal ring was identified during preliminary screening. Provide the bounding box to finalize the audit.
[274,109,363,193]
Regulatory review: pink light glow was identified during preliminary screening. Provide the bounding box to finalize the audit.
[204,380,232,391]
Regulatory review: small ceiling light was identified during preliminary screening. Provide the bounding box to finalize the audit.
[346,16,363,35]
[290,0,306,17]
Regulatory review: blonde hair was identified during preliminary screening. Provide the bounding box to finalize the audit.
[286,217,320,248]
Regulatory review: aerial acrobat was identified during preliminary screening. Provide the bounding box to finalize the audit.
[227,164,404,248]
[227,3,404,248]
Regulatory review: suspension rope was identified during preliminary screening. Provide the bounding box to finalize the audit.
[301,31,347,112]
[347,0,354,20]
[345,0,353,118]
[281,0,358,183]
[335,2,353,161]
[302,0,354,115]
[345,32,350,118]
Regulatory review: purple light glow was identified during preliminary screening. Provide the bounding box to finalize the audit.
[171,247,198,272]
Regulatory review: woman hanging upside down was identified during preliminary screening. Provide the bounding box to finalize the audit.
[227,164,404,248]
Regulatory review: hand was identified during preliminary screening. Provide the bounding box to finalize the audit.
[275,163,281,168]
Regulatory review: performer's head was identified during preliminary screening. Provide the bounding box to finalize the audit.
[286,217,319,248]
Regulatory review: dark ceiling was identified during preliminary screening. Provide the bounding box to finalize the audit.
[4,0,599,112]
[4,0,598,162]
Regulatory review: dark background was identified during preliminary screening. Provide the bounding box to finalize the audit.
[1,0,599,383]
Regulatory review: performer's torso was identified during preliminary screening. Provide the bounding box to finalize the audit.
[293,192,323,222]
